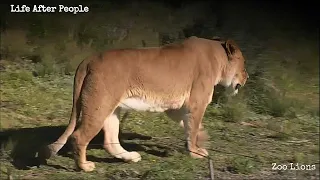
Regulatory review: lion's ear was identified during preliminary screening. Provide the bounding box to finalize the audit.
[225,39,239,56]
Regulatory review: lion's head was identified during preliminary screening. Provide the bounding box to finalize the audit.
[219,39,249,95]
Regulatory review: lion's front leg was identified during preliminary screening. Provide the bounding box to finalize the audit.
[183,105,209,158]
[165,106,209,158]
[183,80,213,158]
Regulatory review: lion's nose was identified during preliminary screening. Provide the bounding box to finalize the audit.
[235,84,241,90]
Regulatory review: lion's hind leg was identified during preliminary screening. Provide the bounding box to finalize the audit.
[69,75,122,172]
[103,108,141,162]
[70,109,106,172]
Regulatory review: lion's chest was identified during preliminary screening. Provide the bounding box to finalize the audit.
[118,97,184,112]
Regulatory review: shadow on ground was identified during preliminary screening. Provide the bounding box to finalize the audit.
[0,125,176,170]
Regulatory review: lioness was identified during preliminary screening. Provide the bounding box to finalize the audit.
[45,36,248,172]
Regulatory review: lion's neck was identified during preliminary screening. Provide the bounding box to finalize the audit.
[219,64,235,87]
[210,57,228,86]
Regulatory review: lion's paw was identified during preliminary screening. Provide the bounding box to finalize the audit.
[120,151,141,162]
[78,161,95,172]
[128,151,142,162]
[190,148,209,159]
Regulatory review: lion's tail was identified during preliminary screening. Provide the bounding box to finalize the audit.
[43,58,89,159]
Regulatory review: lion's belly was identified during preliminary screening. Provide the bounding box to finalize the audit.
[118,97,184,112]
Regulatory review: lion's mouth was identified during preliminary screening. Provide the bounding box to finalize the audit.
[235,84,241,90]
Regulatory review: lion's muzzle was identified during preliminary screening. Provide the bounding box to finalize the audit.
[235,83,241,90]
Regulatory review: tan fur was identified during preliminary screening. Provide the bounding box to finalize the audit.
[45,36,248,172]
